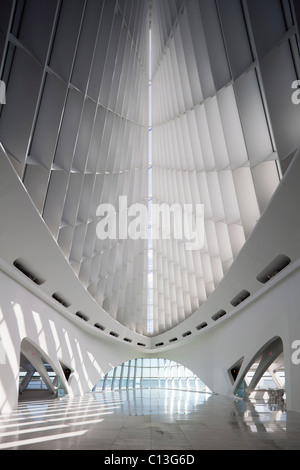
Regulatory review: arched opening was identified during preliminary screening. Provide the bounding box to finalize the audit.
[19,338,69,401]
[94,358,211,393]
[234,337,285,404]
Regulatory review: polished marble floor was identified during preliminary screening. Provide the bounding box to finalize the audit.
[0,388,300,450]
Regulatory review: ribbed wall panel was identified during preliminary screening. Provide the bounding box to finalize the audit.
[0,0,299,337]
[149,0,299,334]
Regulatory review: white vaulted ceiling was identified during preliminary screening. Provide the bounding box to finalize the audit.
[0,0,300,347]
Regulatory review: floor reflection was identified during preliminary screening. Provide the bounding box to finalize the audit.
[103,388,212,417]
[0,389,299,449]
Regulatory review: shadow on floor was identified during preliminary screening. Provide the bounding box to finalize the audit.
[19,390,56,402]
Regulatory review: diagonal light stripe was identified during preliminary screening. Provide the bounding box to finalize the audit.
[0,404,118,422]
[0,411,113,430]
[48,411,113,423]
[0,419,104,438]
[0,429,88,450]
[0,423,73,438]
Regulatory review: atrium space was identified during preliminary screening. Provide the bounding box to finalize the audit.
[0,0,300,452]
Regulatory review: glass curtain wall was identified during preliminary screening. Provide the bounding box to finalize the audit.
[95,358,211,392]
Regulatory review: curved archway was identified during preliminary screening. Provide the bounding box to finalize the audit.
[234,337,285,402]
[94,358,211,393]
[19,338,70,400]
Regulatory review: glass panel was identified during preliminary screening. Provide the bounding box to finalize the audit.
[106,378,112,389]
[57,377,66,398]
[114,379,120,389]
[94,358,211,393]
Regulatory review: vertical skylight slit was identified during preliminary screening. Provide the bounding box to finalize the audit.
[147,24,154,335]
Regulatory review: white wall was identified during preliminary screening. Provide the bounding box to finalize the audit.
[1,257,300,414]
[0,268,137,414]
[164,261,300,413]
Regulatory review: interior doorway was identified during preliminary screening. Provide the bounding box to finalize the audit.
[19,338,61,401]
[234,337,285,404]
